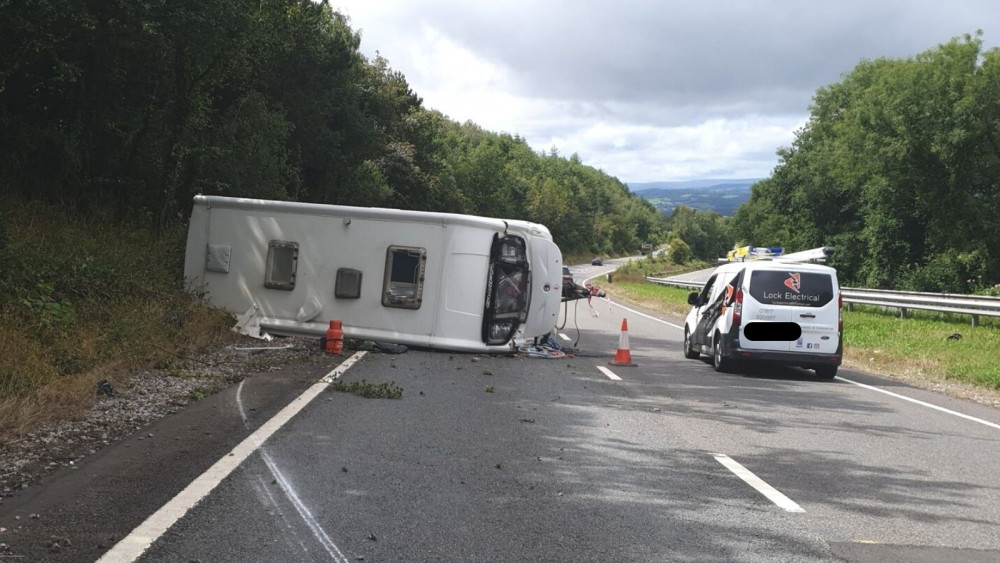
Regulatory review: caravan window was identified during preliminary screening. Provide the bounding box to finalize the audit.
[382,246,426,309]
[264,240,298,290]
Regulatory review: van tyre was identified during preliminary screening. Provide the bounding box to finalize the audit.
[712,334,732,373]
[815,365,837,379]
[684,328,700,359]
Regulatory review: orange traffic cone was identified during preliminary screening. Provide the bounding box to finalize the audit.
[610,318,637,366]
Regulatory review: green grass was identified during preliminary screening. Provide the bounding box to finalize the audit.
[842,306,1000,388]
[0,199,234,435]
[610,281,1000,390]
[329,379,403,399]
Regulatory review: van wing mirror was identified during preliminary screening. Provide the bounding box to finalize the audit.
[687,292,700,306]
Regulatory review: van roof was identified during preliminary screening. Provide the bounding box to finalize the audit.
[713,260,837,275]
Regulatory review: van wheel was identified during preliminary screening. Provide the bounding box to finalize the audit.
[712,334,732,373]
[815,365,838,379]
[684,328,699,359]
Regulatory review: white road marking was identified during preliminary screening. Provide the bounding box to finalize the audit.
[582,270,684,330]
[607,299,684,330]
[835,375,1000,431]
[559,332,572,341]
[596,366,623,381]
[236,373,346,561]
[713,454,805,513]
[259,448,348,562]
[236,379,248,424]
[97,352,367,563]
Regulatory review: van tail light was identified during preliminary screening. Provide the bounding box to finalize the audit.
[838,293,843,333]
[732,288,743,327]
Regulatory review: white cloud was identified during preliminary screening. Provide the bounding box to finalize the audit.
[332,0,999,183]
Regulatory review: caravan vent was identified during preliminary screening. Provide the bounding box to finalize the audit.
[336,268,362,299]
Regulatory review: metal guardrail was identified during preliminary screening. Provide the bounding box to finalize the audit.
[646,276,1000,327]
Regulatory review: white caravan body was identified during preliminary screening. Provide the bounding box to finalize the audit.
[184,195,564,353]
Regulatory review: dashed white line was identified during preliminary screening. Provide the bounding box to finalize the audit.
[835,375,1000,431]
[596,366,623,381]
[713,454,805,513]
[97,352,367,563]
[559,333,572,341]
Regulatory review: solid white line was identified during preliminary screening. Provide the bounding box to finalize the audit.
[559,333,572,342]
[835,375,1000,431]
[97,351,367,563]
[713,454,805,513]
[610,300,685,330]
[596,366,623,381]
[583,270,685,330]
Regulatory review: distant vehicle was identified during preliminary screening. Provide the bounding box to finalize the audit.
[592,257,603,266]
[184,195,564,353]
[683,259,842,378]
[640,243,653,255]
[562,266,573,285]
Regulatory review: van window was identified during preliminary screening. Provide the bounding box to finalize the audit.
[748,270,833,307]
[382,246,426,309]
[698,274,718,305]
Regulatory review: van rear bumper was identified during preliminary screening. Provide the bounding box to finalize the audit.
[724,348,842,366]
[722,333,842,366]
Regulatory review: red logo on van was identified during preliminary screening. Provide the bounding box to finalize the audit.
[784,273,801,293]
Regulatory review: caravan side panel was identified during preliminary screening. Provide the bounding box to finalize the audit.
[184,196,562,352]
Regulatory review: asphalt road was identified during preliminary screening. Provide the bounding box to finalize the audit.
[7,260,1000,562]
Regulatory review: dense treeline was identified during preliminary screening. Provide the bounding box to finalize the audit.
[732,34,1000,292]
[0,0,664,256]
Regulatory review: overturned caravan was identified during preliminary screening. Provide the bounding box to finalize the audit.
[183,195,564,353]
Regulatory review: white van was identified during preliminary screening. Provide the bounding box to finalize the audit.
[682,260,842,378]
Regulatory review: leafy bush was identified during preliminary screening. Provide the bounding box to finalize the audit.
[668,238,693,264]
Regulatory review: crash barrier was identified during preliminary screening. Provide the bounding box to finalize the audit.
[647,277,1000,327]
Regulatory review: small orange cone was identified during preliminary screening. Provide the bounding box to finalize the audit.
[610,318,637,366]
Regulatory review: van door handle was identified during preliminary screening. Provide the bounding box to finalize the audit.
[799,313,816,318]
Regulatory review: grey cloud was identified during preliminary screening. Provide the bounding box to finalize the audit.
[412,0,996,121]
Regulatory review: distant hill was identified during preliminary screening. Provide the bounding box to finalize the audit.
[627,178,762,216]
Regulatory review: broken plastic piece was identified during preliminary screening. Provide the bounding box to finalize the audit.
[232,305,273,341]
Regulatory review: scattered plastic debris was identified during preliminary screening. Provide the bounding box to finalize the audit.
[231,305,272,341]
[518,345,572,359]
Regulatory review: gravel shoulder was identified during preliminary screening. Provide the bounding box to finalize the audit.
[0,335,339,562]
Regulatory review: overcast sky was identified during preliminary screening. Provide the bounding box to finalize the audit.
[330,1,999,184]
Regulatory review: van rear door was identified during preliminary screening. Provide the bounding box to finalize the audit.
[742,269,838,353]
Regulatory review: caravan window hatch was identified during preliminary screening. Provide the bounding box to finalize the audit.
[265,240,298,290]
[382,246,426,309]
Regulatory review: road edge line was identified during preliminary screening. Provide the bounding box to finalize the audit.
[835,375,1000,431]
[96,351,367,563]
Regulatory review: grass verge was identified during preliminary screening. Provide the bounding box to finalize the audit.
[0,199,235,437]
[608,280,1000,391]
